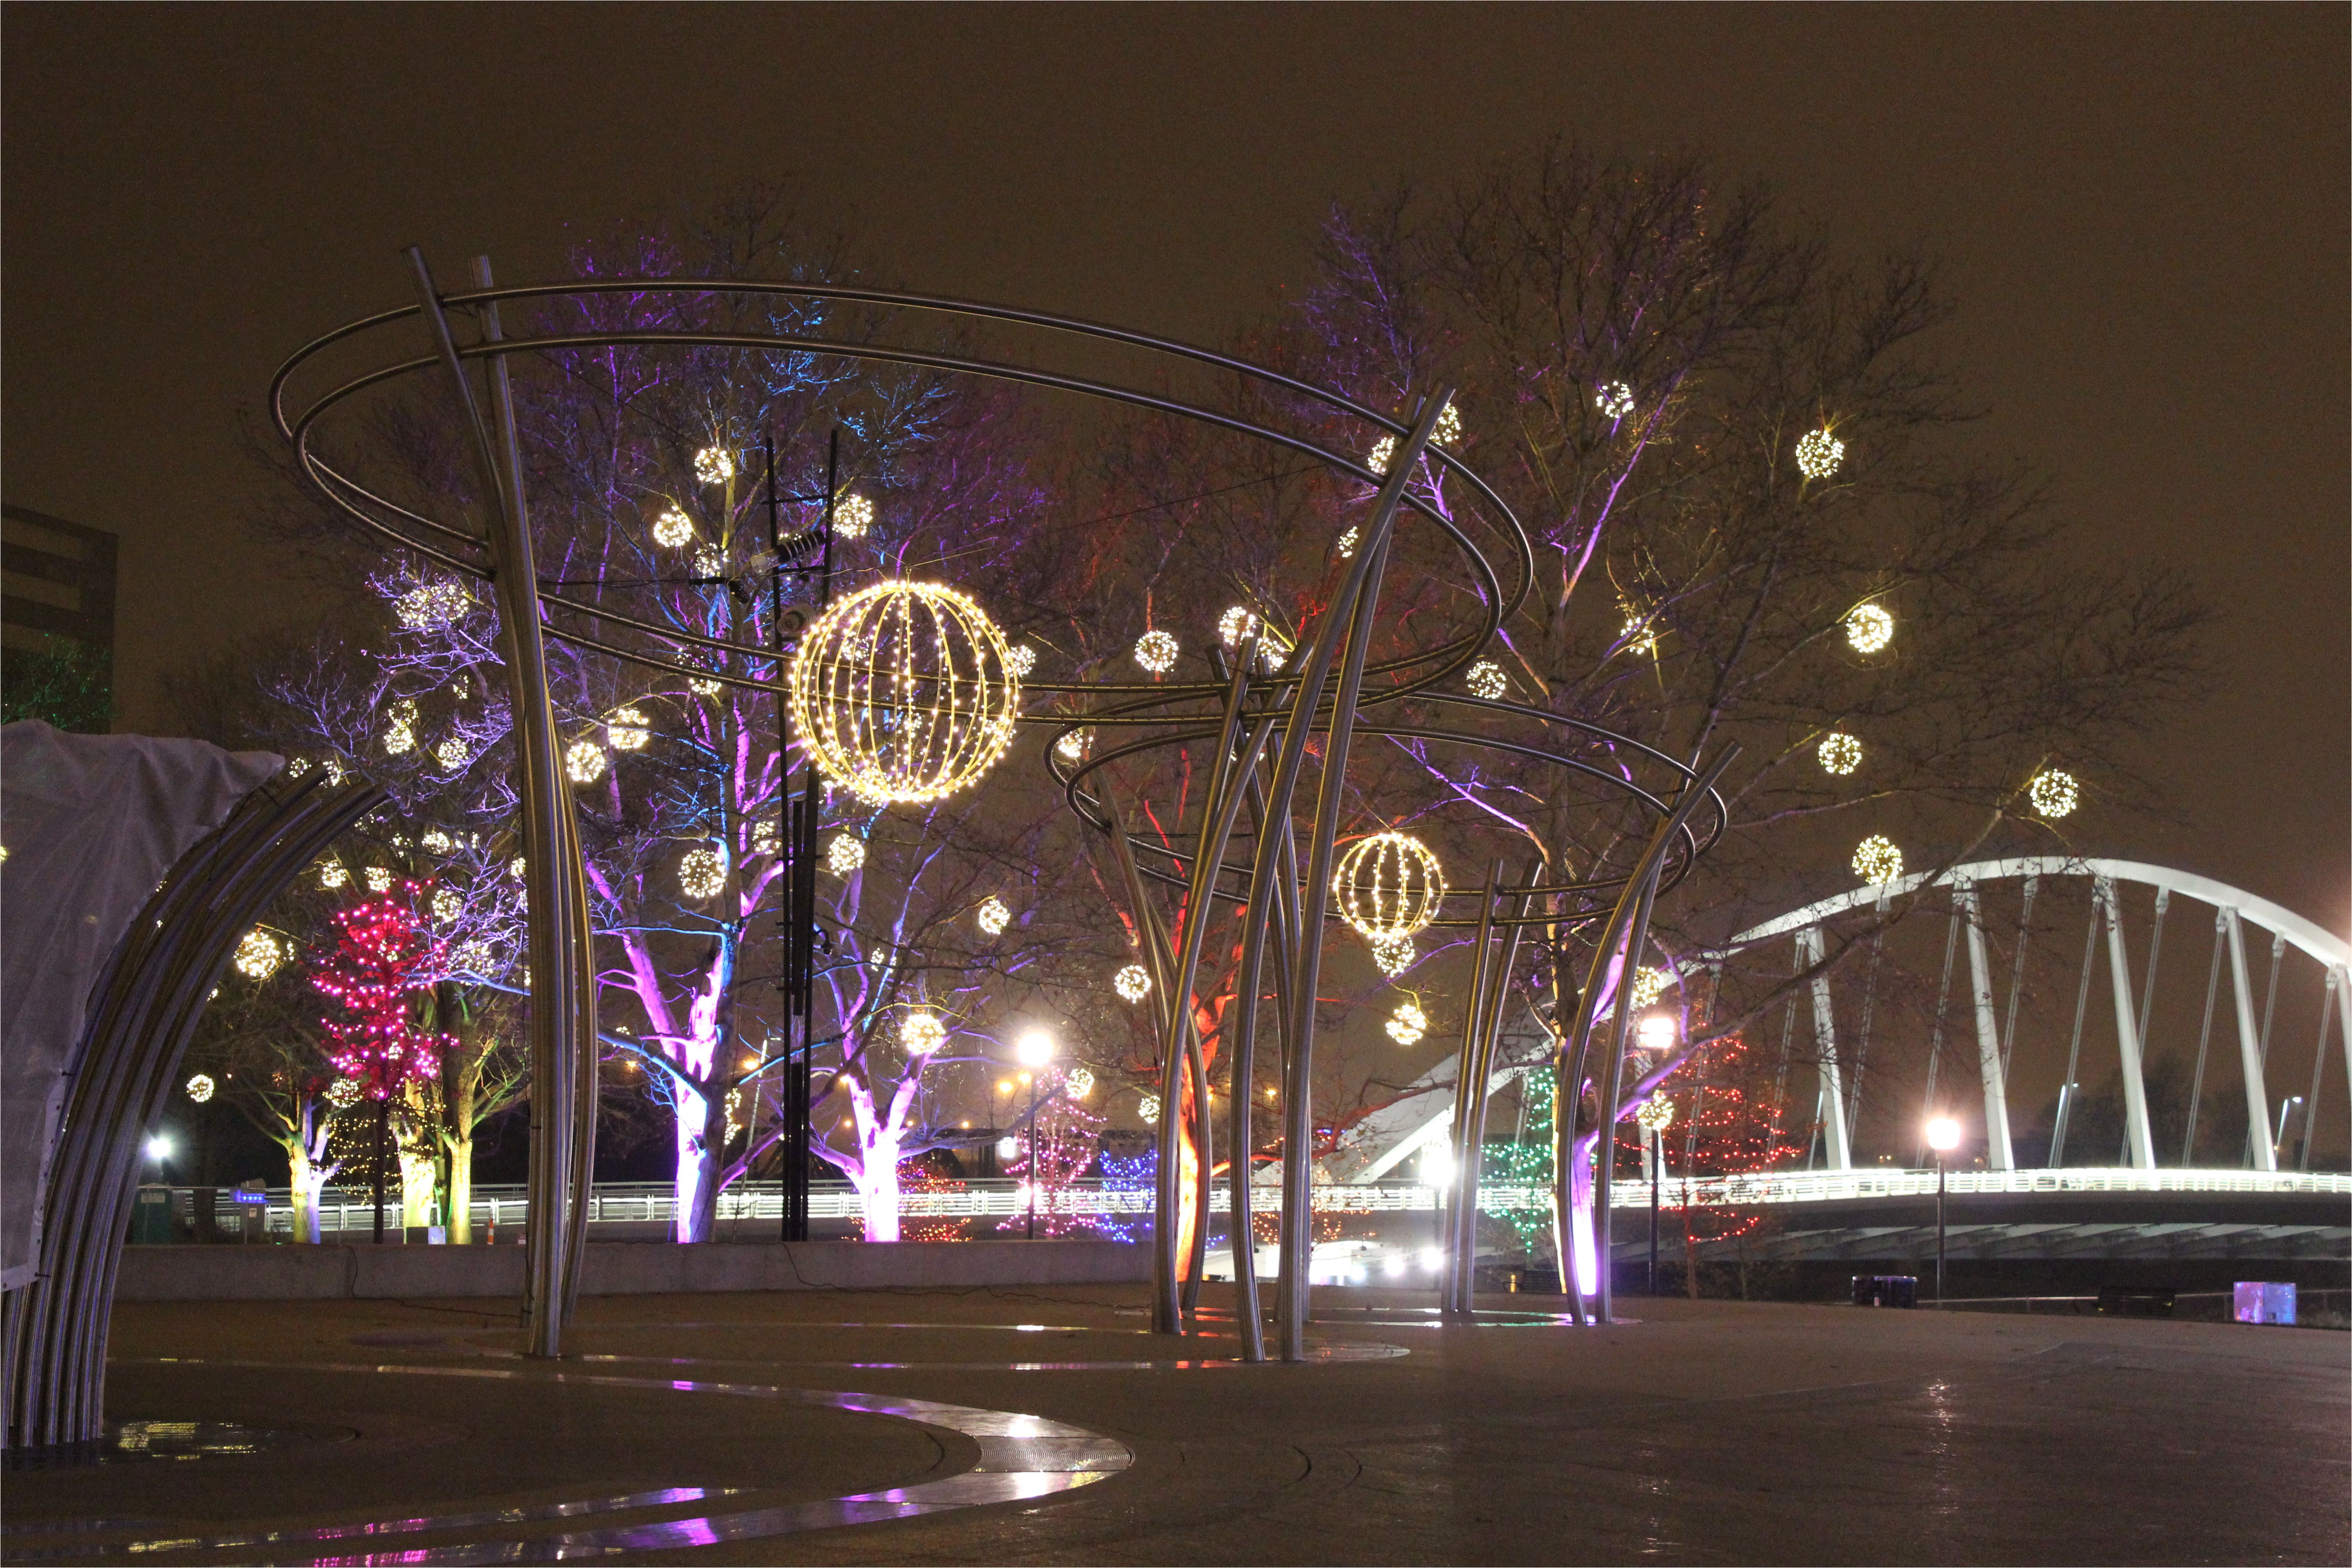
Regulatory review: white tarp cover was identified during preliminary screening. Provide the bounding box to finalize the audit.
[0,721,280,1291]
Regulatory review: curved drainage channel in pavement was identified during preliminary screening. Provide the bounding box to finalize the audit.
[10,1359,1134,1565]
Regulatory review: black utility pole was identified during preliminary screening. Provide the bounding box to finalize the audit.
[1647,1129,1661,1295]
[371,1094,390,1243]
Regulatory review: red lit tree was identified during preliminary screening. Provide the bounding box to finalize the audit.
[313,887,456,1101]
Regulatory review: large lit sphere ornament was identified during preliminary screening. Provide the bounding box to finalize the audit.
[318,861,348,891]
[1005,644,1038,677]
[1332,831,1446,943]
[2029,768,2080,819]
[827,835,867,876]
[833,492,875,539]
[652,507,694,548]
[186,1073,216,1104]
[1819,731,1863,776]
[1335,526,1360,559]
[1630,965,1670,1009]
[1369,934,1416,977]
[1634,1088,1676,1132]
[607,706,651,751]
[694,445,734,485]
[678,844,727,899]
[1465,659,1507,700]
[1366,435,1397,475]
[1133,629,1178,674]
[325,1078,363,1109]
[1138,1093,1161,1126]
[976,895,1012,936]
[1054,727,1091,764]
[565,739,607,784]
[1386,1000,1429,1046]
[234,929,284,980]
[1113,963,1153,1004]
[1218,605,1261,647]
[1852,834,1904,885]
[1845,603,1894,654]
[1796,427,1845,480]
[1067,1066,1095,1098]
[396,579,471,630]
[788,579,1021,807]
[1596,382,1636,420]
[900,1010,947,1056]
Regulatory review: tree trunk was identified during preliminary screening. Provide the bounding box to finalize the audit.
[289,1141,319,1244]
[673,1074,725,1243]
[855,1154,902,1243]
[447,1065,477,1244]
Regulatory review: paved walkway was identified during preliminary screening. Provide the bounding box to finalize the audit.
[7,1288,2342,1563]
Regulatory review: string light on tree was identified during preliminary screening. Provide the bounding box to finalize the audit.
[1852,834,1904,885]
[1054,727,1091,764]
[431,887,462,924]
[1370,934,1416,977]
[509,856,527,881]
[421,829,453,853]
[1819,731,1863,775]
[833,493,874,539]
[976,895,1012,936]
[1386,999,1429,1045]
[1133,629,1178,674]
[1845,603,1894,653]
[1596,382,1636,420]
[1631,965,1670,1008]
[607,706,651,751]
[1333,831,1446,945]
[318,861,348,891]
[752,818,780,857]
[1634,1088,1676,1132]
[1796,427,1845,480]
[1138,1093,1161,1125]
[186,1074,216,1103]
[678,844,727,899]
[364,867,393,893]
[2029,768,2080,819]
[1336,525,1359,559]
[1620,602,1658,656]
[313,893,455,1102]
[396,579,471,630]
[234,929,284,980]
[435,736,470,772]
[693,544,725,577]
[827,835,866,876]
[1218,605,1263,647]
[1066,1066,1095,1098]
[652,507,695,548]
[788,579,1022,806]
[383,699,418,756]
[325,1078,363,1109]
[1465,659,1507,700]
[693,446,734,485]
[1113,963,1152,1004]
[565,739,607,784]
[900,1010,947,1056]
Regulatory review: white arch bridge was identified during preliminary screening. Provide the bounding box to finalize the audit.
[1327,857,2352,1200]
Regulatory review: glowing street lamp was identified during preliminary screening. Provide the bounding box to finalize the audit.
[1014,1030,1055,1238]
[1925,1115,1963,1302]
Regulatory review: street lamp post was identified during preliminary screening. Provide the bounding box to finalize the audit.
[1924,1115,1963,1303]
[1634,1089,1675,1297]
[1015,1030,1055,1240]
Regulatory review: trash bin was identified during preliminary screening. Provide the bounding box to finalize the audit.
[1852,1274,1918,1308]
[129,1186,175,1244]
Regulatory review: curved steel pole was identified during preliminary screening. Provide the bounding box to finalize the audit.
[1441,862,1504,1316]
[1447,861,1534,1316]
[1591,874,1657,1325]
[1224,725,1302,1360]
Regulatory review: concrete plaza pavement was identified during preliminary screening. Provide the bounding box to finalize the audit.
[6,1286,2343,1564]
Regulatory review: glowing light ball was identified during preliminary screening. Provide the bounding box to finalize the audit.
[827,835,867,876]
[1636,1014,1677,1054]
[1332,831,1446,943]
[1631,965,1670,1009]
[789,579,1022,806]
[1369,934,1416,977]
[509,856,528,880]
[753,818,780,857]
[318,861,348,890]
[678,845,727,899]
[607,706,651,751]
[1465,660,1507,700]
[435,737,470,772]
[1336,526,1360,559]
[2029,768,2080,819]
[364,867,393,893]
[1067,1066,1095,1098]
[1006,644,1038,676]
[1845,604,1894,653]
[326,1078,363,1108]
[1635,1088,1675,1132]
[233,929,283,980]
[1366,435,1396,475]
[1819,731,1863,775]
[1386,1000,1428,1046]
[687,670,722,696]
[976,895,1012,936]
[1433,402,1463,445]
[431,887,462,923]
[694,446,734,485]
[1133,629,1179,674]
[421,828,453,853]
[996,1134,1020,1160]
[693,544,725,577]
[383,717,416,756]
[1218,605,1261,647]
[186,1073,215,1104]
[901,1010,947,1056]
[1114,963,1152,1003]
[1852,834,1904,885]
[1054,728,1091,764]
[1138,1093,1161,1125]
[396,579,471,630]
[834,492,875,539]
[1925,1114,1963,1153]
[652,507,694,548]
[1796,428,1845,480]
[1596,382,1636,420]
[1015,1030,1056,1069]
[565,739,607,784]
[1620,603,1658,656]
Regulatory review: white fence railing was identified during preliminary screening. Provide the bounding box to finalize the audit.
[207,1165,2350,1236]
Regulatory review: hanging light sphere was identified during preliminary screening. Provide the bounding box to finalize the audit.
[678,844,727,899]
[1054,727,1091,764]
[364,867,393,893]
[1113,963,1152,1004]
[509,856,528,881]
[1133,629,1179,674]
[1067,1066,1095,1098]
[1138,1093,1162,1125]
[186,1073,216,1104]
[1465,659,1507,700]
[1218,605,1261,647]
[652,507,695,548]
[1369,934,1416,977]
[1332,831,1446,943]
[607,706,651,751]
[325,1078,363,1109]
[901,1010,947,1056]
[318,861,348,890]
[1796,427,1845,480]
[1386,1000,1429,1046]
[827,835,867,876]
[694,446,734,485]
[233,929,283,980]
[1819,731,1863,775]
[396,579,472,630]
[976,895,1012,936]
[1366,435,1397,475]
[1005,644,1037,677]
[431,887,462,924]
[789,579,1022,806]
[1596,382,1636,420]
[1630,965,1670,1009]
[1845,604,1894,654]
[1852,834,1904,885]
[565,739,607,784]
[752,818,781,857]
[2029,768,2080,819]
[1635,1088,1676,1132]
[834,492,875,539]
[1335,525,1360,559]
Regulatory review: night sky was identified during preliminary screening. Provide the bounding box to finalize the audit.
[5,5,2345,938]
